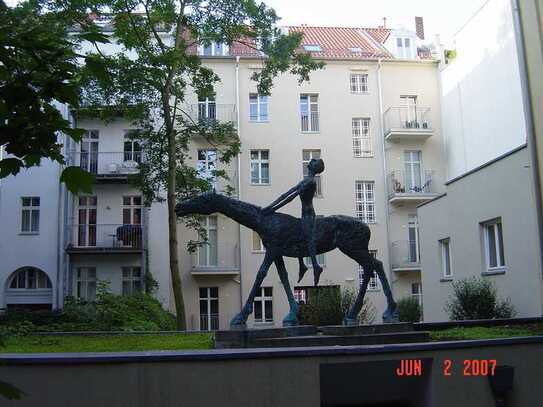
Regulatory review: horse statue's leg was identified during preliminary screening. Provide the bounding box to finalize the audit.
[274,257,299,327]
[373,259,399,322]
[230,252,275,329]
[344,272,370,326]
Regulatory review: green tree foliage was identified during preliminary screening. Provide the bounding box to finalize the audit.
[396,297,421,323]
[71,0,324,329]
[445,277,516,320]
[0,0,105,193]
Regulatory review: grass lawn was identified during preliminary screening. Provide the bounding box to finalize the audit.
[430,324,543,341]
[0,333,214,353]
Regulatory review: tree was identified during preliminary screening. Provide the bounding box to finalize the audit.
[0,0,106,193]
[72,1,324,329]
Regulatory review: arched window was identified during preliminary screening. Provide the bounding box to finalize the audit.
[8,267,51,289]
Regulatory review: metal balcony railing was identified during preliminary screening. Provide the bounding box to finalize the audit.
[66,223,144,250]
[191,242,240,273]
[301,112,319,132]
[199,313,220,331]
[388,169,437,198]
[383,106,432,135]
[185,103,237,126]
[69,151,144,176]
[390,240,420,270]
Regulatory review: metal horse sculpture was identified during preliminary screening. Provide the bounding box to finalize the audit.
[176,192,398,327]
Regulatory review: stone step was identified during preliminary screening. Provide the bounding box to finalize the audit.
[215,325,317,349]
[319,323,414,336]
[251,331,430,348]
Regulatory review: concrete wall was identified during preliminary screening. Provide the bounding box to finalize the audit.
[419,146,543,321]
[2,339,543,406]
[440,0,527,180]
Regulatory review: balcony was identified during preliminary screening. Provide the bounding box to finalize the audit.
[69,151,144,183]
[185,103,237,127]
[383,107,433,142]
[387,170,439,204]
[390,240,421,272]
[65,224,144,254]
[190,243,240,276]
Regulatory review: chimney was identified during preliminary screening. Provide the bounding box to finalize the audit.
[382,17,387,28]
[415,16,425,40]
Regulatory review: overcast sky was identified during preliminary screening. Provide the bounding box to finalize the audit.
[263,0,489,44]
[6,0,490,44]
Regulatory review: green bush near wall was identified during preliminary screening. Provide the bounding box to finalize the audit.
[397,297,422,323]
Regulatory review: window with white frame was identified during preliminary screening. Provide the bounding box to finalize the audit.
[355,181,375,223]
[122,196,142,225]
[411,282,422,307]
[123,130,142,163]
[197,149,217,189]
[482,219,505,270]
[440,238,452,278]
[122,266,142,295]
[300,94,319,132]
[76,267,96,301]
[199,42,228,56]
[252,231,265,252]
[250,150,270,184]
[198,216,218,266]
[197,96,216,120]
[199,287,219,330]
[254,287,273,323]
[249,94,269,122]
[396,37,414,59]
[350,73,368,93]
[9,267,51,289]
[302,149,322,196]
[358,250,379,290]
[304,253,326,268]
[21,197,40,233]
[293,287,307,304]
[352,118,372,157]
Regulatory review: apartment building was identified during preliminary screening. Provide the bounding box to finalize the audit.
[419,0,543,321]
[0,18,446,329]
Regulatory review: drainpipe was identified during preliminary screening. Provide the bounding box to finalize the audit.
[235,56,243,311]
[377,59,394,286]
[511,0,543,281]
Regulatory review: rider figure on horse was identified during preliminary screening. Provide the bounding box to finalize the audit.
[262,158,325,286]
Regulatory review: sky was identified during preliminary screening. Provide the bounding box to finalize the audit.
[263,0,489,44]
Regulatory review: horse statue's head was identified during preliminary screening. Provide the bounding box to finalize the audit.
[175,192,219,217]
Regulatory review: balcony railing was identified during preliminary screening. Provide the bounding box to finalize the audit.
[390,240,421,271]
[69,151,144,177]
[388,170,438,200]
[185,103,237,126]
[383,107,433,139]
[199,313,220,331]
[190,242,240,274]
[301,112,319,132]
[66,223,144,250]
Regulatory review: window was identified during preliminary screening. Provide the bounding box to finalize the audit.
[249,94,269,121]
[404,150,423,192]
[304,253,326,268]
[303,44,322,52]
[123,130,142,163]
[252,231,264,252]
[396,37,413,59]
[198,96,216,120]
[122,196,142,225]
[350,73,368,93]
[294,287,307,304]
[411,282,422,307]
[483,219,505,270]
[440,238,452,278]
[358,251,379,290]
[355,181,375,223]
[250,150,270,184]
[199,287,219,330]
[78,196,97,247]
[352,118,372,157]
[408,214,420,263]
[199,42,228,56]
[300,94,319,132]
[76,267,96,301]
[79,130,99,174]
[254,287,273,323]
[198,216,218,266]
[21,197,40,233]
[122,267,142,295]
[9,268,51,289]
[302,150,322,196]
[197,149,217,189]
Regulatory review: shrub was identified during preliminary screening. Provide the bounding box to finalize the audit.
[397,297,421,322]
[445,277,516,320]
[299,286,375,326]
